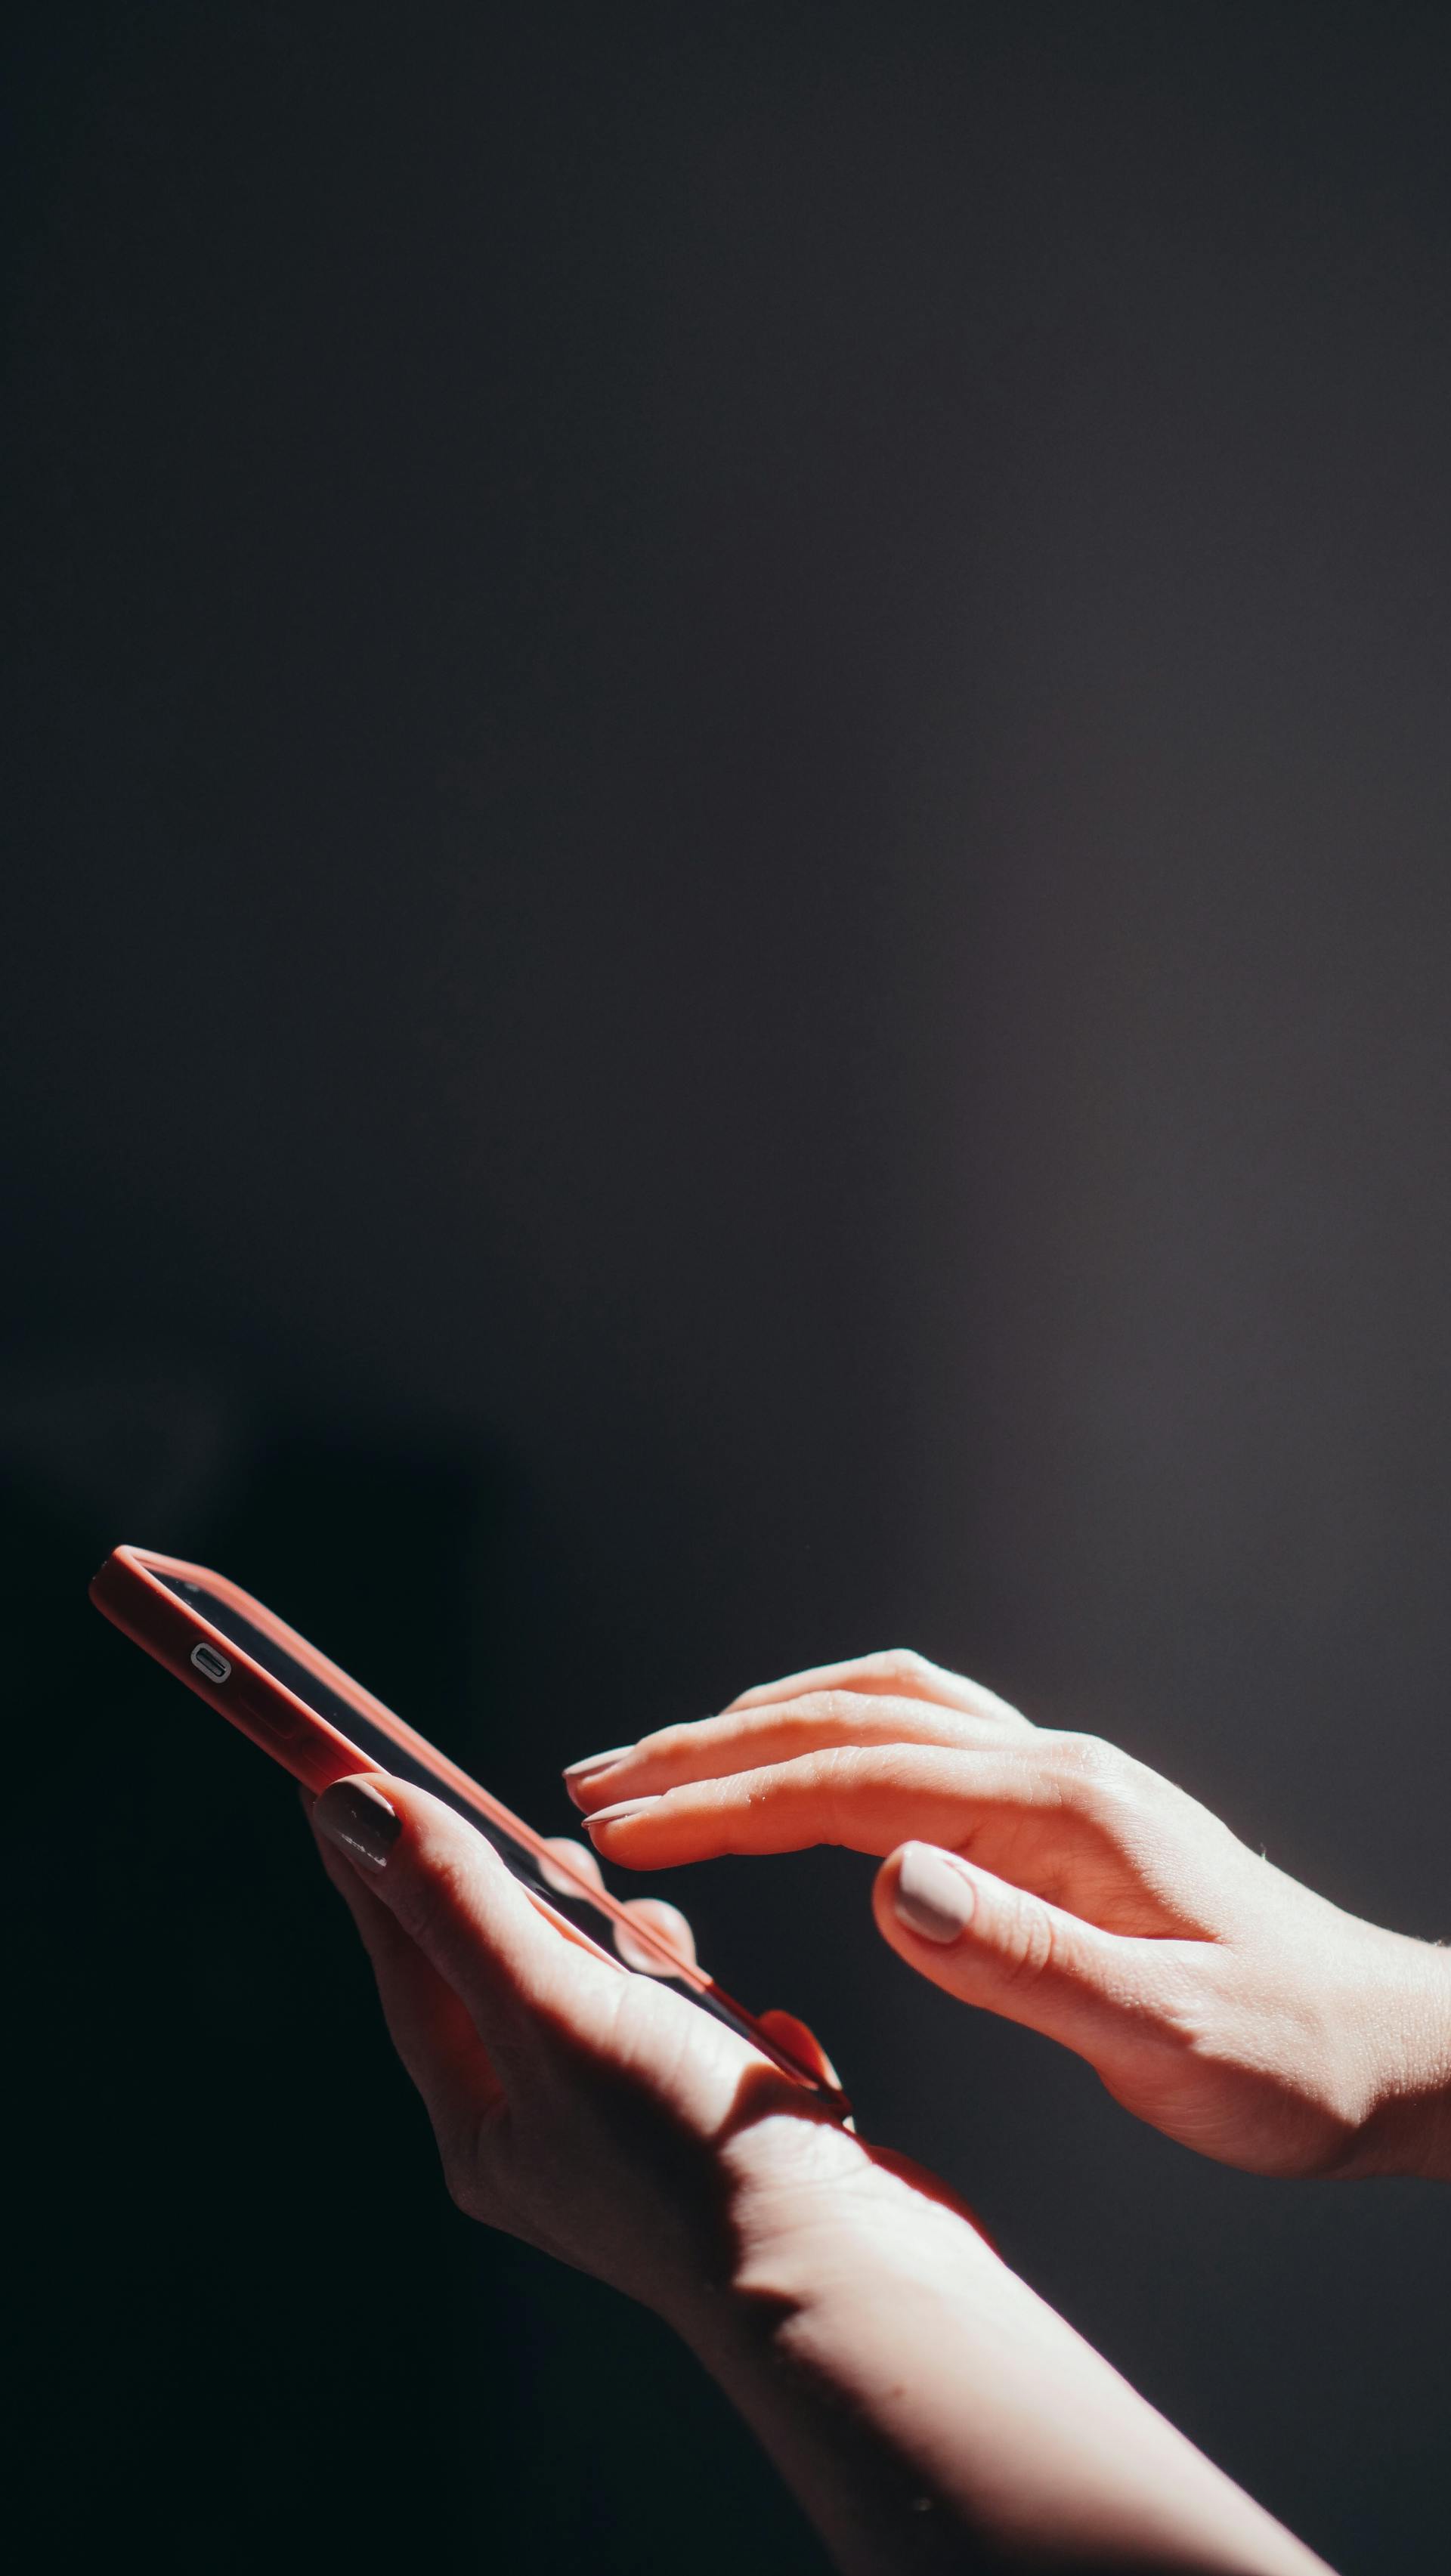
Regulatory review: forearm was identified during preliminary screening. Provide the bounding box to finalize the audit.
[678,2128,1329,2576]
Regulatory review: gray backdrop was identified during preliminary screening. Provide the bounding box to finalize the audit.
[6,8,1449,2569]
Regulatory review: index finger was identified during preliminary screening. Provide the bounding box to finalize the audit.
[565,1690,1016,1816]
[583,1741,1081,1869]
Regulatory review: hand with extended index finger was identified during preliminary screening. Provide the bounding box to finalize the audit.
[565,1647,1451,2182]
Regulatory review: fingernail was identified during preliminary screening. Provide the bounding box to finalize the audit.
[583,1795,662,1832]
[562,1746,636,1808]
[893,1843,975,1944]
[314,1778,401,1872]
[562,1745,636,1778]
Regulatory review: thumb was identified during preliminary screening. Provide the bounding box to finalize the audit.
[313,1773,620,2079]
[873,1841,1156,2070]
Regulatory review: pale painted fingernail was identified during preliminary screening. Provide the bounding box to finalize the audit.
[563,1741,634,1782]
[584,1795,663,1832]
[313,1778,401,1872]
[563,1748,637,1811]
[893,1843,975,1944]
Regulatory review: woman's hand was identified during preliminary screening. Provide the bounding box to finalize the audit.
[307,1768,1327,2574]
[305,1774,872,2337]
[566,1649,1451,2181]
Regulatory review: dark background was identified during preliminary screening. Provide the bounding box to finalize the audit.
[6,5,1451,2569]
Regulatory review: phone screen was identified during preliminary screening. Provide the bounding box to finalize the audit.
[154,1571,770,2054]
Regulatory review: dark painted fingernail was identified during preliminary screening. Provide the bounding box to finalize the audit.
[314,1778,401,1872]
[583,1795,662,1832]
[893,1843,974,1944]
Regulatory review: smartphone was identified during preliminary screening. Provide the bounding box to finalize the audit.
[90,1544,846,2111]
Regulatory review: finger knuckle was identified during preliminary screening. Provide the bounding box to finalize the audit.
[814,1688,871,1730]
[1113,1951,1228,2057]
[639,1719,693,1760]
[1052,1730,1124,1784]
[438,2131,487,2219]
[438,2098,511,2222]
[805,1743,871,1835]
[1149,1996,1218,2057]
[808,1743,858,1800]
[1050,1733,1153,1828]
[398,1848,470,1962]
[441,2154,485,2219]
[995,1889,1060,1989]
[869,1646,933,1687]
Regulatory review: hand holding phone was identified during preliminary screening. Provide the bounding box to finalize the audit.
[307,1762,1325,2576]
[88,1545,868,2338]
[89,1547,846,2107]
[91,1551,1304,2576]
[304,1767,862,2335]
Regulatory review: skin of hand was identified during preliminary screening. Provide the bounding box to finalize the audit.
[307,1770,1326,2576]
[566,1649,1451,2182]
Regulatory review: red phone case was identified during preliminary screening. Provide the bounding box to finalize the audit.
[90,1544,846,2111]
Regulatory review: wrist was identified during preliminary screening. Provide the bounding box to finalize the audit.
[670,2108,998,2365]
[665,2115,1021,2576]
[1346,1934,1451,2180]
